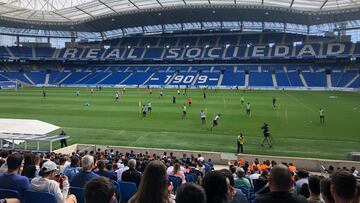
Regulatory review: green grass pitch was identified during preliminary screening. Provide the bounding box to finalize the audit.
[0,87,359,160]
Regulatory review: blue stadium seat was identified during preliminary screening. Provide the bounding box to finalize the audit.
[24,190,57,203]
[0,189,20,199]
[118,181,137,203]
[168,175,182,193]
[70,187,85,203]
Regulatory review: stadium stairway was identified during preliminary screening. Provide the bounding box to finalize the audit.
[326,74,332,88]
[299,73,308,87]
[142,72,156,85]
[345,74,360,88]
[96,73,112,84]
[57,73,72,85]
[120,73,133,84]
[45,73,50,86]
[217,74,224,86]
[245,73,249,86]
[272,73,278,87]
[23,73,35,85]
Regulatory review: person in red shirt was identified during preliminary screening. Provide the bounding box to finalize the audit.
[187,97,192,107]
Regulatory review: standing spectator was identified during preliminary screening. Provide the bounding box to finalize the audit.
[31,161,76,203]
[63,156,80,180]
[122,159,142,187]
[169,163,186,184]
[34,154,41,177]
[70,155,98,188]
[60,130,68,148]
[331,170,357,203]
[95,160,117,181]
[320,178,335,203]
[307,175,323,203]
[202,171,232,203]
[0,153,30,196]
[176,183,206,203]
[129,160,173,203]
[254,164,307,203]
[84,176,116,203]
[234,168,251,193]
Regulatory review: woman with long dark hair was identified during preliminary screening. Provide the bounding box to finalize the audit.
[129,160,172,203]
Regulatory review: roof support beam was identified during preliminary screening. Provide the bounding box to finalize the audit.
[208,0,211,4]
[128,0,140,9]
[155,0,163,7]
[290,0,295,8]
[75,6,95,18]
[262,0,264,5]
[98,0,119,14]
[182,0,187,5]
[52,11,73,21]
[320,0,328,9]
[0,8,27,15]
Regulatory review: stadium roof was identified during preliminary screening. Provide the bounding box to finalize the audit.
[0,0,360,32]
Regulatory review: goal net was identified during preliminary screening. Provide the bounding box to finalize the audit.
[0,80,20,90]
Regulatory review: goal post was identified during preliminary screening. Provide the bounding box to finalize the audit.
[0,80,21,90]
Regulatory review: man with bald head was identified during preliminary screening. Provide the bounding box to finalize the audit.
[254,164,307,203]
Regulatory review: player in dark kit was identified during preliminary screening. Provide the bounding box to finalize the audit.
[203,91,206,99]
[272,97,276,109]
[319,108,325,124]
[261,123,272,147]
[173,96,176,104]
[42,91,46,98]
[141,105,147,119]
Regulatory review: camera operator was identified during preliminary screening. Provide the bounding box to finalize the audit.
[261,123,272,148]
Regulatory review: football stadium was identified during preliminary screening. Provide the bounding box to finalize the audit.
[0,0,359,203]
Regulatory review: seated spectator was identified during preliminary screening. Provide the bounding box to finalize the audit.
[0,151,9,175]
[30,160,76,203]
[249,166,261,187]
[307,175,323,203]
[254,164,307,203]
[320,178,335,203]
[234,168,251,193]
[63,156,80,180]
[95,160,117,181]
[351,183,359,203]
[296,169,310,194]
[176,183,206,203]
[115,158,129,180]
[21,153,36,179]
[84,176,116,203]
[122,159,142,187]
[129,160,173,203]
[70,155,98,188]
[0,153,30,196]
[0,199,20,203]
[253,169,270,194]
[202,170,232,203]
[169,163,186,184]
[331,170,357,203]
[218,169,248,203]
[34,154,41,177]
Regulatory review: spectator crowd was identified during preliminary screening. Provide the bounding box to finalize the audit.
[0,149,359,203]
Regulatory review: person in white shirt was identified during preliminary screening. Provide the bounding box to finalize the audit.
[200,110,206,124]
[115,159,129,181]
[210,114,221,131]
[30,161,76,203]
